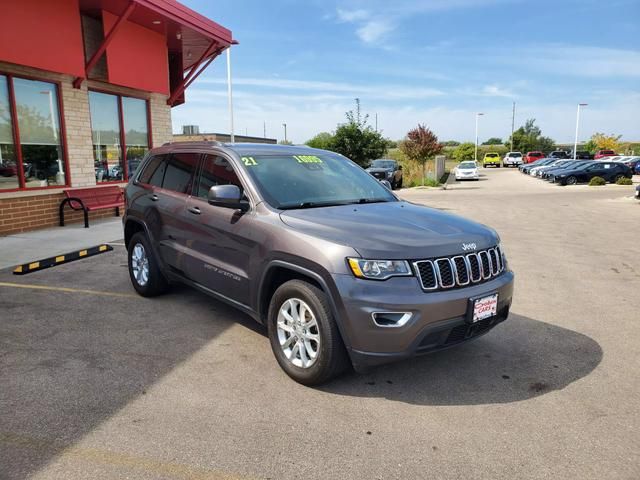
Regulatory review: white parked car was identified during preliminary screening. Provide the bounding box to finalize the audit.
[454,161,479,181]
[503,152,523,167]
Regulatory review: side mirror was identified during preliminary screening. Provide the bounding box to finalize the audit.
[208,185,248,211]
[380,179,392,190]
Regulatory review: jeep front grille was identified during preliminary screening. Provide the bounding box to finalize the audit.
[414,246,505,291]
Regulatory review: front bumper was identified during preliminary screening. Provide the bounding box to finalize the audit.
[332,271,515,371]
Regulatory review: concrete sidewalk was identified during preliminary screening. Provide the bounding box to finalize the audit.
[0,218,124,270]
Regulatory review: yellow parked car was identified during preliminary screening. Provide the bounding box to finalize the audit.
[483,152,501,168]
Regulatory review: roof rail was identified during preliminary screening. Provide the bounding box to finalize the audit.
[161,141,224,147]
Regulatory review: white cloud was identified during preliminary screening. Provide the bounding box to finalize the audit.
[336,8,369,22]
[356,20,395,43]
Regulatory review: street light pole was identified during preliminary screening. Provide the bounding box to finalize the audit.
[573,103,588,160]
[282,123,287,143]
[226,47,235,143]
[475,112,484,162]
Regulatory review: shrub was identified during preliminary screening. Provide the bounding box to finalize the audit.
[615,177,633,185]
[589,176,606,186]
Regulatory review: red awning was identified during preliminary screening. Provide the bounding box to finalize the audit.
[79,0,233,71]
[77,0,234,104]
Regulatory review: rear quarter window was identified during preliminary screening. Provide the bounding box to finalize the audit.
[138,155,167,187]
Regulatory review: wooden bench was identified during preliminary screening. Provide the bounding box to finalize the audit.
[59,186,124,228]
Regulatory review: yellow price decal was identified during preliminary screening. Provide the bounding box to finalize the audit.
[294,155,323,164]
[241,156,258,166]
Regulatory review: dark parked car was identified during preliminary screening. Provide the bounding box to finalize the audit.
[549,151,570,159]
[540,160,593,180]
[619,156,640,173]
[571,151,593,160]
[123,142,514,385]
[635,184,640,200]
[553,161,632,185]
[366,159,403,189]
[519,158,554,174]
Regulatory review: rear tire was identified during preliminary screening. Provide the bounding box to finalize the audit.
[127,232,169,297]
[267,280,349,385]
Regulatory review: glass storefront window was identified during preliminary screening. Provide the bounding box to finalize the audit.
[0,75,19,191]
[13,78,65,188]
[89,91,123,182]
[122,97,149,179]
[89,92,150,182]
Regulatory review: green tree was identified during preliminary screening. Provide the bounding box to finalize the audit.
[399,124,443,186]
[305,132,334,150]
[505,119,554,153]
[441,140,460,147]
[453,142,476,161]
[331,99,388,167]
[482,137,503,145]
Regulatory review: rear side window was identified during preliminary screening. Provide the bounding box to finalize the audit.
[196,155,242,199]
[138,155,167,187]
[162,153,201,194]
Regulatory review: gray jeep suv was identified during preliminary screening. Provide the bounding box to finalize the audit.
[124,142,514,385]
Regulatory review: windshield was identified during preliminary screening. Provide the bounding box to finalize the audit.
[370,160,396,169]
[485,153,498,158]
[509,152,523,157]
[459,162,476,169]
[239,153,397,209]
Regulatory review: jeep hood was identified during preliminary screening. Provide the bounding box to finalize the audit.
[279,201,498,259]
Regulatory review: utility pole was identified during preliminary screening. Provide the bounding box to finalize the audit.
[574,103,588,160]
[375,113,378,132]
[263,121,266,138]
[282,123,287,143]
[475,112,484,162]
[226,48,235,142]
[510,101,516,151]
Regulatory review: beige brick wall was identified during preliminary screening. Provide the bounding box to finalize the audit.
[149,93,173,147]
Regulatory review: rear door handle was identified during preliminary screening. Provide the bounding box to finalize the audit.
[188,206,201,215]
[150,194,159,202]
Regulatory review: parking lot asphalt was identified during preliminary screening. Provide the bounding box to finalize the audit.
[1,168,639,480]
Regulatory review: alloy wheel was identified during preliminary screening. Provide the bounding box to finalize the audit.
[131,243,150,286]
[276,298,320,368]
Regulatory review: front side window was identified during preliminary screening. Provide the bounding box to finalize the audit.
[89,91,150,182]
[0,76,67,190]
[240,153,396,209]
[196,155,242,199]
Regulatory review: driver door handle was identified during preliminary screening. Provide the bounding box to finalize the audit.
[150,194,159,202]
[188,206,201,215]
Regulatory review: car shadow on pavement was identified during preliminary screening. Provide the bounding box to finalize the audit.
[322,313,602,405]
[0,270,258,480]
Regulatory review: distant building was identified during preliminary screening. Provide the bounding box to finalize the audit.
[173,126,277,144]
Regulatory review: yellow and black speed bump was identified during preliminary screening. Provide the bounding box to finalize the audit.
[13,244,114,275]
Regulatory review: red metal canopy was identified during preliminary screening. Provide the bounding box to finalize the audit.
[76,0,234,104]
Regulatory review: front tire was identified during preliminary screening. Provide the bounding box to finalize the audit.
[268,280,349,385]
[566,175,577,185]
[128,232,169,297]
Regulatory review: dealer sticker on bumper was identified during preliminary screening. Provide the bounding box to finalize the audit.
[472,294,498,322]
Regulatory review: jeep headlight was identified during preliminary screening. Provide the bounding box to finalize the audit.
[348,258,412,280]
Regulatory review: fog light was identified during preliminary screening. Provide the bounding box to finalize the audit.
[372,312,412,328]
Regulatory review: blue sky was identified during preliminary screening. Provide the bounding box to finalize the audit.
[174,0,640,144]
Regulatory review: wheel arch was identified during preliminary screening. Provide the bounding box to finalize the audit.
[257,261,353,352]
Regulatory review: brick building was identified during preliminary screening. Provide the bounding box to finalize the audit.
[0,0,233,235]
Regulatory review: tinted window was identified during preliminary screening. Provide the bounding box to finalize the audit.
[162,152,200,194]
[138,155,166,185]
[196,155,242,199]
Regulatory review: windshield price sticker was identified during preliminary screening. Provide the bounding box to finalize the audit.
[294,155,323,164]
[242,156,258,166]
